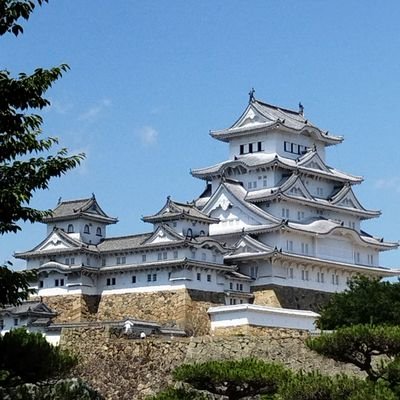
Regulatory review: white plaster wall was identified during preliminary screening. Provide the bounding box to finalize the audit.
[209,304,319,331]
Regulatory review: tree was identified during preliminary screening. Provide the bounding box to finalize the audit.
[170,358,291,400]
[0,328,76,387]
[307,325,400,383]
[316,276,400,330]
[0,0,84,306]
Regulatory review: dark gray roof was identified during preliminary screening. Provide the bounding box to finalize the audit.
[0,301,56,317]
[42,195,117,224]
[210,98,343,145]
[143,197,219,224]
[98,233,152,252]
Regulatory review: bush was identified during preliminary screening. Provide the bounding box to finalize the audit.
[0,328,77,386]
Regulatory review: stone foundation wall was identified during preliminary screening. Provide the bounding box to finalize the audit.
[251,285,332,312]
[61,327,362,400]
[96,289,224,335]
[38,295,100,322]
[252,288,282,307]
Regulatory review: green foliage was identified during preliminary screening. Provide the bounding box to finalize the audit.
[276,371,396,400]
[307,325,400,381]
[317,276,400,329]
[0,328,77,387]
[0,378,104,399]
[0,64,85,236]
[0,263,37,306]
[0,0,84,306]
[0,0,48,36]
[173,358,291,400]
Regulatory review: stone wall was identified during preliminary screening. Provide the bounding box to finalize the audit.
[61,327,362,400]
[96,289,224,335]
[38,295,100,322]
[252,285,332,312]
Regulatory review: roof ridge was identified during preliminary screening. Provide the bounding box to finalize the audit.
[102,232,152,241]
[254,98,301,116]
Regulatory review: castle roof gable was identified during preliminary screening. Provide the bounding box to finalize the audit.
[42,195,117,224]
[142,197,218,224]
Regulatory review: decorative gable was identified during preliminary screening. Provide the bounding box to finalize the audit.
[298,151,331,174]
[34,231,81,252]
[231,235,273,256]
[143,225,184,245]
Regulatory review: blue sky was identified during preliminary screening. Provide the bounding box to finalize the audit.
[2,1,400,269]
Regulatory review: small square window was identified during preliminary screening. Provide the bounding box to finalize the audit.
[112,277,116,285]
[197,273,201,281]
[60,278,64,286]
[39,280,44,288]
[106,278,111,286]
[153,274,157,282]
[207,274,211,282]
[147,274,152,282]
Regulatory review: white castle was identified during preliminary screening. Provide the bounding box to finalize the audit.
[14,93,399,334]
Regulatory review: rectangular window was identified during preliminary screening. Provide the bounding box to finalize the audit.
[157,253,162,261]
[207,274,211,282]
[250,266,258,278]
[60,278,64,286]
[173,221,177,227]
[106,278,110,286]
[355,252,361,264]
[55,279,59,287]
[236,283,240,291]
[257,141,262,152]
[117,256,126,265]
[248,182,252,189]
[317,272,320,282]
[289,268,294,279]
[297,211,305,220]
[39,280,44,288]
[335,275,339,285]
[248,143,253,153]
[132,275,136,284]
[212,254,217,262]
[286,240,293,252]
[197,273,201,281]
[253,181,257,188]
[0,319,3,330]
[101,258,106,267]
[321,272,325,283]
[305,271,309,281]
[301,243,309,254]
[332,274,335,285]
[65,258,69,265]
[239,283,243,291]
[152,274,157,282]
[86,257,90,266]
[70,257,75,265]
[147,274,152,282]
[240,144,244,155]
[263,175,267,187]
[229,282,233,290]
[301,270,305,281]
[142,254,147,262]
[191,251,196,259]
[163,252,168,260]
[14,318,18,326]
[112,277,116,285]
[173,250,178,259]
